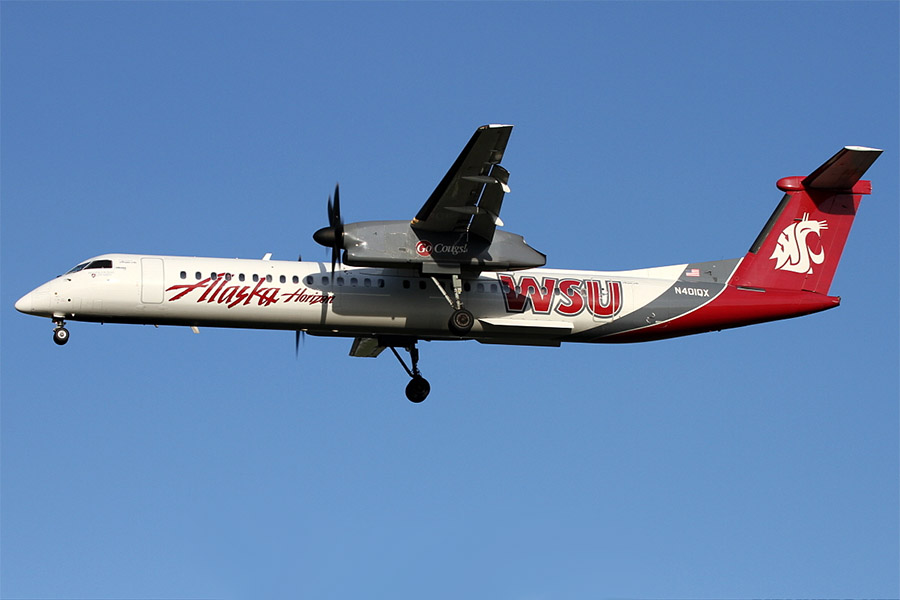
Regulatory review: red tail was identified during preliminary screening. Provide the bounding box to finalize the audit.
[729,146,882,295]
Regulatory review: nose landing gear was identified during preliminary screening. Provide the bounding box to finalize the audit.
[52,319,69,346]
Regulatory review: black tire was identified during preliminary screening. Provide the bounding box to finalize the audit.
[448,308,474,335]
[405,376,431,403]
[53,327,69,346]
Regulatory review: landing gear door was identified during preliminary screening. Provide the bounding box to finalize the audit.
[141,258,165,304]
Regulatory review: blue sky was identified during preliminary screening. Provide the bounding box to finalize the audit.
[2,2,897,598]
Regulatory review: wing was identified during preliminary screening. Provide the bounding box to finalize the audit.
[411,124,513,242]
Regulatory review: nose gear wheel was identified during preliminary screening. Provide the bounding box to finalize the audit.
[52,318,69,346]
[53,327,69,345]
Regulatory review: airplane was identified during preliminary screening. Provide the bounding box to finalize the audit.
[15,125,882,402]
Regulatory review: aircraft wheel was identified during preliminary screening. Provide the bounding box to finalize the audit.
[448,308,474,335]
[53,327,70,346]
[405,376,430,403]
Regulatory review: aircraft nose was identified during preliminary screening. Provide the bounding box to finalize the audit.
[15,287,52,315]
[15,292,33,314]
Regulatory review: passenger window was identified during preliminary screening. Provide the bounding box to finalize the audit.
[378,279,385,288]
[463,282,471,292]
[402,280,410,289]
[266,275,272,283]
[225,273,232,281]
[305,276,313,285]
[364,278,371,287]
[253,274,259,282]
[180,271,187,280]
[477,283,485,293]
[336,276,345,286]
[491,284,498,293]
[280,275,286,284]
[211,273,217,280]
[419,281,426,290]
[239,274,245,282]
[293,276,299,284]
[323,276,330,286]
[350,277,358,287]
[195,272,202,280]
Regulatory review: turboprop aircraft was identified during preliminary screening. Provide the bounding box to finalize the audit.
[15,125,882,402]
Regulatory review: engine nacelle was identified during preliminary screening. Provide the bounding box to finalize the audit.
[340,221,545,273]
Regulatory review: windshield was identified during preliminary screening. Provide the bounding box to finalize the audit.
[66,262,89,274]
[85,259,113,269]
[65,259,113,274]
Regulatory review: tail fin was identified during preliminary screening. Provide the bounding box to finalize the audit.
[729,146,882,295]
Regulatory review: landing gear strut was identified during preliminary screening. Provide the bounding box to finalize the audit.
[52,319,69,346]
[390,342,430,403]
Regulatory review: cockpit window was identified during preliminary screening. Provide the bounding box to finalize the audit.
[66,262,89,274]
[66,259,113,274]
[86,259,113,269]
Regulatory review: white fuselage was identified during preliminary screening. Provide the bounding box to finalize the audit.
[16,253,703,345]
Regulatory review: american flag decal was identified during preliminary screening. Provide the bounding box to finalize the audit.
[685,268,700,277]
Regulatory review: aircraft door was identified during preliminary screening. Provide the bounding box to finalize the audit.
[141,258,165,303]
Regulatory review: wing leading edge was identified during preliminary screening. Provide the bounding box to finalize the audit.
[411,124,513,242]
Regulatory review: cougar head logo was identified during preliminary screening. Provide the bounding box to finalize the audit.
[770,213,828,274]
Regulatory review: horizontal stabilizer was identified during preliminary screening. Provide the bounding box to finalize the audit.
[802,146,883,190]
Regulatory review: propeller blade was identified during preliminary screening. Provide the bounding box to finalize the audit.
[312,183,346,279]
[333,183,341,225]
[331,183,343,277]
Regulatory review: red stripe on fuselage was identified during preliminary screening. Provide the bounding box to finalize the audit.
[604,286,840,343]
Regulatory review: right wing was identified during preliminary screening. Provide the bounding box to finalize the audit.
[411,124,513,241]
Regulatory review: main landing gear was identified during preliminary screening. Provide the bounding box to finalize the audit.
[52,318,70,346]
[431,274,474,336]
[389,342,430,403]
[449,308,474,336]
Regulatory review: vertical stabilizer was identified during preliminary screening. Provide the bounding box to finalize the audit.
[729,146,881,295]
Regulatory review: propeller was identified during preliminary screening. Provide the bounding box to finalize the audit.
[295,330,305,357]
[313,183,344,277]
[293,253,305,357]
